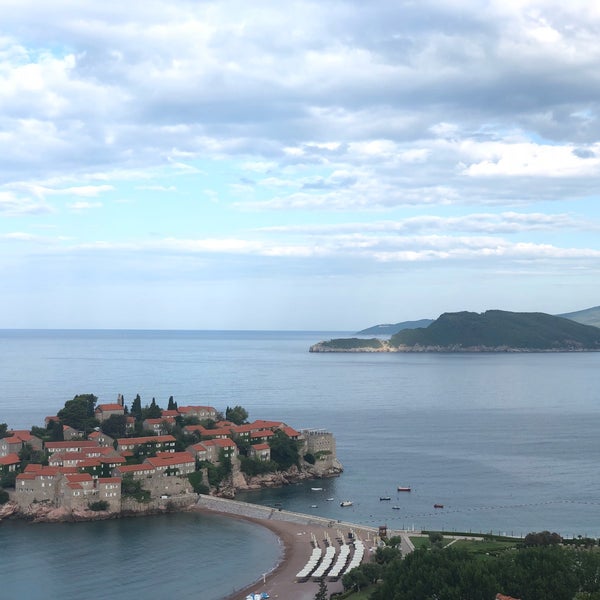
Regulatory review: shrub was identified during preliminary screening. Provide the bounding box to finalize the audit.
[88,500,110,511]
[0,488,9,504]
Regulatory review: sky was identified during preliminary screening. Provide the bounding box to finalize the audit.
[1,0,600,330]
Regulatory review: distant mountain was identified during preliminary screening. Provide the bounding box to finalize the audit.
[357,319,434,335]
[558,305,600,329]
[390,310,600,350]
[311,309,600,352]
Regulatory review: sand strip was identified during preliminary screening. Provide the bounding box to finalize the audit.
[191,505,378,600]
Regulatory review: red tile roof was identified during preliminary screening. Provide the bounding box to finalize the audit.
[65,473,93,483]
[98,477,121,483]
[45,441,100,450]
[281,426,300,438]
[0,453,20,465]
[96,403,124,412]
[115,464,155,473]
[251,443,270,451]
[116,435,176,445]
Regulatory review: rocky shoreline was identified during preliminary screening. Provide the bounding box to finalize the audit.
[0,461,344,525]
[309,341,600,353]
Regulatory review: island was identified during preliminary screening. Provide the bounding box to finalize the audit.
[310,309,600,352]
[0,395,342,523]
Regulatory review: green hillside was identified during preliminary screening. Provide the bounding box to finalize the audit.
[390,310,600,350]
[558,305,600,328]
[310,337,385,351]
[357,319,434,335]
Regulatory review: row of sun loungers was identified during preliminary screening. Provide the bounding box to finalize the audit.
[295,534,365,582]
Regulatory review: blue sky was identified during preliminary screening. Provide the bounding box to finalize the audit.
[1,0,600,329]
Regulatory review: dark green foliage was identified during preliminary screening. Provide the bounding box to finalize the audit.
[496,546,578,600]
[187,471,209,494]
[142,397,162,419]
[1,471,16,489]
[303,452,315,464]
[391,310,600,350]
[18,443,47,467]
[319,337,384,350]
[130,394,143,421]
[101,414,127,438]
[523,530,562,546]
[225,405,248,425]
[167,395,178,411]
[0,423,8,438]
[57,394,99,432]
[88,500,109,511]
[198,451,232,487]
[121,474,150,502]
[239,456,278,476]
[269,429,299,470]
[369,544,600,600]
[371,547,497,600]
[0,488,9,504]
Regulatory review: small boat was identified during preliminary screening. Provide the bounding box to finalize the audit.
[311,487,323,491]
[434,503,444,509]
[392,506,401,510]
[379,496,391,501]
[397,486,411,492]
[326,497,334,501]
[310,504,318,508]
[340,500,353,507]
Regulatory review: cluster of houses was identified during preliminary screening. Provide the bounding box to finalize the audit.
[0,401,337,514]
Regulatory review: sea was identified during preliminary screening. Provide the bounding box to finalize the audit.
[1,329,600,599]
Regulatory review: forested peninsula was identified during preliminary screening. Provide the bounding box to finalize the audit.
[310,310,600,353]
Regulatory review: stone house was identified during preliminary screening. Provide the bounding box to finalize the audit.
[15,465,62,506]
[116,435,176,455]
[177,405,218,421]
[0,431,43,457]
[142,417,175,436]
[88,430,115,447]
[45,440,101,455]
[145,451,196,476]
[248,443,271,461]
[0,453,20,473]
[94,403,125,422]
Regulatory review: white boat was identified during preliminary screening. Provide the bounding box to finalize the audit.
[326,497,334,501]
[311,487,323,491]
[340,500,353,507]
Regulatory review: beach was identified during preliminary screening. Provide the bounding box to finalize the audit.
[191,504,381,600]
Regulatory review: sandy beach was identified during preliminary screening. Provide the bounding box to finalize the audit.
[191,505,379,600]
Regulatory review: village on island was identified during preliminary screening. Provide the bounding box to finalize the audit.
[0,394,342,521]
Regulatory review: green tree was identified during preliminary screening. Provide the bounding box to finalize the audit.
[167,396,177,411]
[57,394,98,432]
[0,488,9,504]
[188,471,209,494]
[101,414,127,438]
[269,429,299,470]
[0,423,8,438]
[18,443,47,467]
[142,397,162,419]
[121,474,150,502]
[225,405,249,425]
[130,394,143,421]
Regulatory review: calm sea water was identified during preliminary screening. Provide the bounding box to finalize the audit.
[1,330,600,598]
